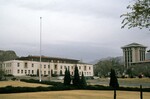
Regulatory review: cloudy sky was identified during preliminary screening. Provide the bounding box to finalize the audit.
[0,0,149,62]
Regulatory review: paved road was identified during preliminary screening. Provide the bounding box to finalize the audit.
[87,78,150,88]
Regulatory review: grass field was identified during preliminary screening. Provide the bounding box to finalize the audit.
[0,90,150,99]
[0,81,50,87]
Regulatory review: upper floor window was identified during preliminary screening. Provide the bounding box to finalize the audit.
[17,63,20,67]
[24,62,28,68]
[84,66,87,71]
[64,66,66,69]
[32,63,34,67]
[54,65,57,70]
[89,67,91,70]
[79,66,81,70]
[44,65,46,68]
[60,66,62,69]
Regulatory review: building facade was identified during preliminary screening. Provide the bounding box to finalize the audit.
[1,56,93,77]
[121,43,147,68]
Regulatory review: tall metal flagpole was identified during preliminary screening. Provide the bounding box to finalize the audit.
[39,17,42,82]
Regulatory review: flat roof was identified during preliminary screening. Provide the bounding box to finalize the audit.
[121,43,147,49]
[17,55,79,62]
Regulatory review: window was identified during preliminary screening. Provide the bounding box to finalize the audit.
[48,71,50,75]
[54,65,57,70]
[17,63,20,67]
[44,71,46,75]
[79,66,81,70]
[17,69,20,73]
[21,70,23,74]
[89,67,91,70]
[48,65,50,68]
[84,66,87,71]
[28,70,30,74]
[25,70,27,74]
[32,70,34,74]
[60,66,62,69]
[32,64,34,67]
[24,63,28,68]
[44,65,46,68]
[64,66,66,69]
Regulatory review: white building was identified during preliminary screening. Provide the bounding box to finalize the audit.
[1,56,93,77]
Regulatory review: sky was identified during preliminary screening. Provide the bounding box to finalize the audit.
[0,0,149,62]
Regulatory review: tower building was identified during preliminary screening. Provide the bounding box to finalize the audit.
[121,43,147,68]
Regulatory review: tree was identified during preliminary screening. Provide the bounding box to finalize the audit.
[67,69,71,85]
[121,0,150,30]
[80,72,87,88]
[128,63,150,77]
[0,68,5,81]
[73,65,80,87]
[94,57,124,77]
[64,68,71,86]
[109,69,119,88]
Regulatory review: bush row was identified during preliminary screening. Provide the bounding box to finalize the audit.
[0,85,150,94]
[20,79,63,86]
[0,85,75,94]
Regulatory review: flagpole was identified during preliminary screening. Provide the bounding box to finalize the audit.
[39,17,42,82]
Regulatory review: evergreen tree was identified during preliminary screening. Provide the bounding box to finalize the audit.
[109,69,119,88]
[67,68,71,85]
[80,72,87,88]
[0,68,5,81]
[64,68,68,85]
[64,68,71,86]
[73,65,80,86]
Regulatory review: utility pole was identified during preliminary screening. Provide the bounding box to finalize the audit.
[39,17,42,82]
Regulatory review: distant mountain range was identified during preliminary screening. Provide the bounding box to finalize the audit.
[0,50,18,62]
[1,49,150,64]
[89,52,150,65]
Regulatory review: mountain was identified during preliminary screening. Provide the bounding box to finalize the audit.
[0,50,18,62]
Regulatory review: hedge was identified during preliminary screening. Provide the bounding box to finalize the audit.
[0,79,150,94]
